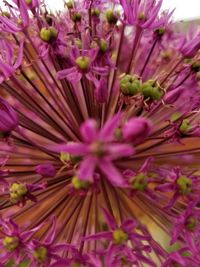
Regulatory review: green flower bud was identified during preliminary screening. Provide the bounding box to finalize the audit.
[33,246,48,263]
[132,173,148,191]
[113,229,128,245]
[75,56,91,70]
[40,27,58,43]
[179,119,192,134]
[3,236,19,251]
[91,8,100,17]
[9,183,28,203]
[186,216,197,231]
[105,10,118,24]
[72,12,82,23]
[120,74,141,95]
[141,80,163,100]
[177,176,192,195]
[72,176,90,190]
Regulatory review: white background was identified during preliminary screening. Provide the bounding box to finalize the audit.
[0,0,200,21]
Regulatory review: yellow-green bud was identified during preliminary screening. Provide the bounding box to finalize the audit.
[3,236,19,251]
[138,12,145,20]
[60,152,71,162]
[25,0,32,5]
[120,74,141,95]
[9,183,28,203]
[2,11,10,18]
[72,12,82,22]
[132,173,148,191]
[186,216,197,231]
[99,39,108,53]
[113,229,128,245]
[177,176,192,195]
[91,8,100,17]
[191,61,200,72]
[105,10,118,24]
[75,56,91,70]
[72,176,90,190]
[40,27,58,43]
[65,0,74,9]
[179,119,192,134]
[75,39,82,49]
[71,262,81,267]
[18,18,23,25]
[141,80,163,100]
[33,246,48,263]
[155,27,165,37]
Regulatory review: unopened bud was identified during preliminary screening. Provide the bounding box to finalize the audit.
[120,74,141,95]
[141,80,163,100]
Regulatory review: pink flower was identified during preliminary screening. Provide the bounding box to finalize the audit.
[52,114,134,187]
[57,46,108,84]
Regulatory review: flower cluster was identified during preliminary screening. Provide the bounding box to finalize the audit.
[0,0,200,266]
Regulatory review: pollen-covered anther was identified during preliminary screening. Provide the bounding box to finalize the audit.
[75,56,91,70]
[177,176,192,195]
[120,74,141,95]
[3,236,19,251]
[9,183,28,203]
[33,246,48,263]
[132,173,148,191]
[40,27,58,43]
[113,229,128,245]
[72,176,90,190]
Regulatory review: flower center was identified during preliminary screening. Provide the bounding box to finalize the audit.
[141,80,163,100]
[75,56,91,71]
[132,173,148,191]
[179,119,192,134]
[71,262,81,267]
[90,141,106,157]
[9,183,28,203]
[33,246,48,263]
[176,176,192,195]
[40,27,58,43]
[113,229,128,245]
[72,176,90,190]
[185,216,197,231]
[3,236,19,251]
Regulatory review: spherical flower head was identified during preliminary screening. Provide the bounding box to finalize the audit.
[0,97,18,136]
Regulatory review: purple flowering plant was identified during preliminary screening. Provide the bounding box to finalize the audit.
[0,0,200,266]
